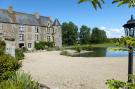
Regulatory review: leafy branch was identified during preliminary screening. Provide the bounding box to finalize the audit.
[78,0,135,10]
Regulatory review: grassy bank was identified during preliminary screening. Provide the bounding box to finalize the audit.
[63,43,117,49]
[91,43,117,47]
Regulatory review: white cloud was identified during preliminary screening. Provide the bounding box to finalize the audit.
[99,26,125,38]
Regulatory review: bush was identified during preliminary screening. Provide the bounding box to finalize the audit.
[35,41,46,50]
[60,50,71,56]
[21,47,28,52]
[0,72,40,89]
[0,40,5,55]
[0,55,21,82]
[106,75,135,89]
[45,42,54,48]
[35,41,55,50]
[15,49,24,60]
[54,46,61,51]
[74,46,82,53]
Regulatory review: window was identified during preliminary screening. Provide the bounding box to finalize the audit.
[28,43,32,48]
[53,28,55,34]
[35,34,39,41]
[47,28,50,34]
[19,34,24,41]
[0,24,3,35]
[48,22,50,27]
[35,27,39,33]
[47,36,51,42]
[19,25,25,32]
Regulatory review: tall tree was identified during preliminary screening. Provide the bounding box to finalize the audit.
[78,0,135,10]
[62,22,78,45]
[79,25,91,44]
[91,27,107,43]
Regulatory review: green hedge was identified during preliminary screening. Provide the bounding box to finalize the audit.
[15,49,24,60]
[0,55,21,82]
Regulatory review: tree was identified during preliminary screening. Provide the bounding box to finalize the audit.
[79,25,91,44]
[91,27,107,43]
[119,36,135,46]
[62,22,78,45]
[78,0,135,10]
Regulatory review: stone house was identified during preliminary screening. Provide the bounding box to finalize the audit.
[0,6,62,54]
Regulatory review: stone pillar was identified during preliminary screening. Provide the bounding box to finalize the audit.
[5,40,15,57]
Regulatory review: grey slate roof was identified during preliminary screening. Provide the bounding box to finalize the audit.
[53,18,61,26]
[0,9,51,26]
[0,10,12,23]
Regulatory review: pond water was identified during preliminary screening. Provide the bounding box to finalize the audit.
[78,47,135,57]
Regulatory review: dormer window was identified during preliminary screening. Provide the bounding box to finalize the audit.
[19,25,25,32]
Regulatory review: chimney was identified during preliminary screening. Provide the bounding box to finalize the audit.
[34,12,40,19]
[8,6,13,13]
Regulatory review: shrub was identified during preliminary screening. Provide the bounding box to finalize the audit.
[35,41,46,50]
[0,40,5,55]
[0,72,40,89]
[21,47,28,52]
[47,47,54,51]
[15,49,24,60]
[60,50,71,56]
[35,41,55,50]
[106,75,135,89]
[54,46,61,51]
[74,46,82,53]
[0,55,21,82]
[45,42,54,48]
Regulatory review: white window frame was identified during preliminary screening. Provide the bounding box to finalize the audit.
[35,34,39,41]
[19,25,25,32]
[28,43,32,48]
[47,36,51,42]
[19,34,24,41]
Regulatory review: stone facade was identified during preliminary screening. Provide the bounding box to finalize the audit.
[0,6,62,52]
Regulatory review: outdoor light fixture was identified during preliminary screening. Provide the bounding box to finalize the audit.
[123,15,135,83]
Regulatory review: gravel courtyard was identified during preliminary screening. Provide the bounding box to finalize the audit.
[21,51,135,89]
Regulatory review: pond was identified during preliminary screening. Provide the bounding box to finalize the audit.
[76,47,135,57]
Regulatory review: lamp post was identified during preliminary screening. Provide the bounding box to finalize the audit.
[123,15,135,83]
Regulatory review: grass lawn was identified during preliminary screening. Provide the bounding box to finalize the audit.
[91,43,117,47]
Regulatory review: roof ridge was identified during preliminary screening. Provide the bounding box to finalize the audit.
[0,9,50,18]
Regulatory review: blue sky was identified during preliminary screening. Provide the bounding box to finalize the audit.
[0,0,134,38]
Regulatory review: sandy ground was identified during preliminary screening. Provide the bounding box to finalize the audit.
[21,51,135,89]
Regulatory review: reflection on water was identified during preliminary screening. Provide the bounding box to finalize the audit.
[78,47,135,57]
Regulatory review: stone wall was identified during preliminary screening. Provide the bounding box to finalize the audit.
[0,22,62,51]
